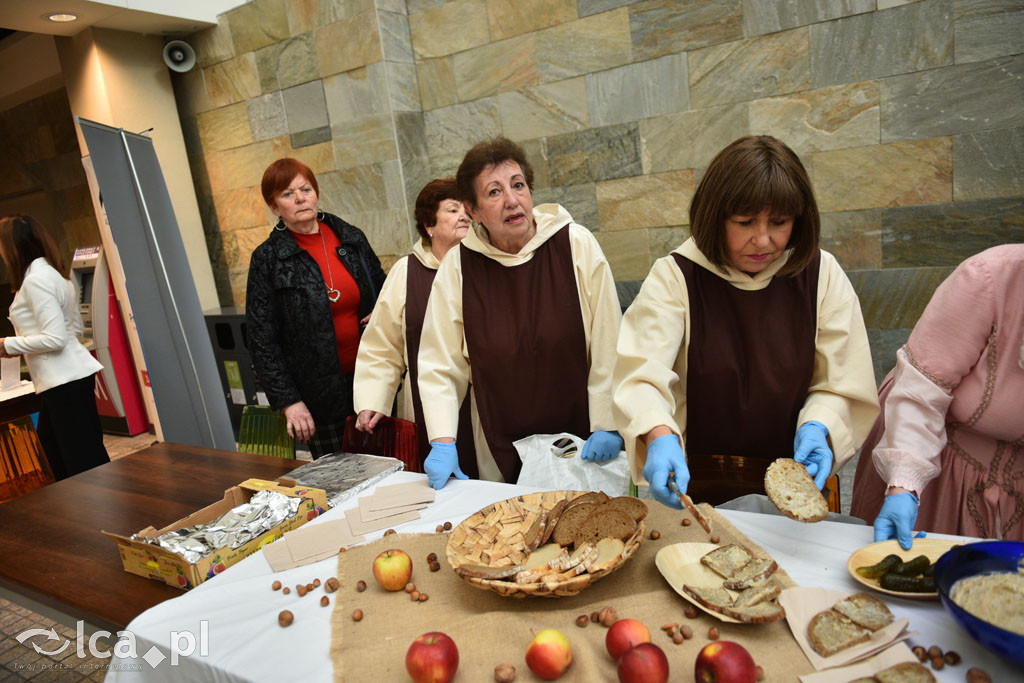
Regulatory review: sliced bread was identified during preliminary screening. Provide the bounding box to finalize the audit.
[700,544,754,579]
[539,499,569,545]
[551,501,599,546]
[723,600,786,624]
[723,557,778,590]
[573,508,637,546]
[733,578,781,607]
[523,508,548,551]
[456,563,523,580]
[588,537,626,572]
[807,610,871,657]
[570,491,609,506]
[521,543,565,571]
[603,496,648,521]
[764,458,829,523]
[874,662,936,683]
[682,584,735,616]
[832,592,894,632]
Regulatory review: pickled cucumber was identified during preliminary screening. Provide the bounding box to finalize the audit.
[879,573,936,593]
[856,553,902,579]
[891,555,931,577]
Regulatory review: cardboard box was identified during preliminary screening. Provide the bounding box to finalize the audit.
[103,478,328,590]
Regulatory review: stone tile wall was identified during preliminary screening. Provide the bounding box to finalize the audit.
[177,0,1024,380]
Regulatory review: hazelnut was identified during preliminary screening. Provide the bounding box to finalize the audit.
[679,624,693,639]
[494,663,516,682]
[576,615,589,627]
[927,645,942,659]
[320,596,329,607]
[352,609,363,622]
[436,524,445,533]
[943,650,960,665]
[313,578,321,588]
[912,645,927,662]
[430,561,441,572]
[418,593,428,602]
[306,583,314,592]
[590,611,600,623]
[338,546,346,553]
[708,626,719,640]
[709,535,720,544]
[966,668,992,683]
[443,521,452,531]
[356,580,367,592]
[297,585,307,597]
[599,606,618,627]
[755,665,764,681]
[672,633,684,644]
[660,622,678,632]
[278,610,294,627]
[325,578,339,593]
[405,582,416,593]
[411,590,420,601]
[427,552,438,563]
[930,656,944,670]
[384,528,396,536]
[272,580,282,591]
[282,587,291,595]
[683,604,698,619]
[682,518,692,526]
[650,530,661,540]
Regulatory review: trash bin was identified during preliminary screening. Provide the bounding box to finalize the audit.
[203,307,260,439]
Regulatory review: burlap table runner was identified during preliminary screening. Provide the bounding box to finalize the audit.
[329,502,816,681]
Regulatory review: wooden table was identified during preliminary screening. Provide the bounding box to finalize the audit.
[0,442,301,632]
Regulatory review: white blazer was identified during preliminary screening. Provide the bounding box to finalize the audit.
[5,258,103,393]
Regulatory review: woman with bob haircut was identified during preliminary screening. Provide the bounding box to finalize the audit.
[0,214,108,480]
[416,138,623,489]
[613,135,878,509]
[246,158,386,458]
[352,178,475,471]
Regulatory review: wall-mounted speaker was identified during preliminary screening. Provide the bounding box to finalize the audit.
[162,40,196,73]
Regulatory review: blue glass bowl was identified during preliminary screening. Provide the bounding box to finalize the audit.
[933,540,1024,668]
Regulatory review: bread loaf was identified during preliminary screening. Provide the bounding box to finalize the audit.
[764,458,828,523]
[807,609,871,657]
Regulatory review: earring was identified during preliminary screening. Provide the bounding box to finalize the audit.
[317,210,325,222]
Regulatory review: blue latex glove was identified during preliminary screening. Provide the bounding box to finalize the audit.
[793,421,833,491]
[423,441,468,490]
[580,430,623,462]
[874,492,923,550]
[643,434,689,509]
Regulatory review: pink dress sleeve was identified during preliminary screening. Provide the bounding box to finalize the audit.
[871,256,996,495]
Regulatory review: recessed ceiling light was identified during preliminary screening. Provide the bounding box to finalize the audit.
[45,12,79,23]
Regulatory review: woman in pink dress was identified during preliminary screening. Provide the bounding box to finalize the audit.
[851,244,1024,545]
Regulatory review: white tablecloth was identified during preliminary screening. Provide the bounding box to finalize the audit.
[105,472,1016,682]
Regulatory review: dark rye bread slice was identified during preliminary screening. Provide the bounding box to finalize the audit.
[571,491,609,506]
[573,508,637,546]
[539,499,569,546]
[765,458,829,523]
[832,592,894,632]
[723,599,786,624]
[603,496,648,521]
[551,502,600,546]
[874,662,936,683]
[807,609,871,657]
[723,556,778,590]
[700,544,754,579]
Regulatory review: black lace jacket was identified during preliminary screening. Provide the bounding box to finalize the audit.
[245,212,386,424]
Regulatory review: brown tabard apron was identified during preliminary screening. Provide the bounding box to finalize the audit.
[673,251,820,504]
[405,257,477,477]
[460,225,590,482]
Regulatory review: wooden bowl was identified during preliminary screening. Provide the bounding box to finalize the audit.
[847,538,961,600]
[444,490,645,598]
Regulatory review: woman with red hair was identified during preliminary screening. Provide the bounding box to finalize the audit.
[246,158,386,458]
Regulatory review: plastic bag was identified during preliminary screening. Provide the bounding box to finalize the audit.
[514,432,631,497]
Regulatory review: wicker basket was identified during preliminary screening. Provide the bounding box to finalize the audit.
[445,490,645,598]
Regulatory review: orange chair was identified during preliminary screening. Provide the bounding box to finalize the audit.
[342,416,422,473]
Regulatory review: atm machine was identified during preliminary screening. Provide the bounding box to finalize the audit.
[71,246,148,436]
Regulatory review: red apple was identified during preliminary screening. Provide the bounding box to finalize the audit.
[372,549,412,591]
[405,632,458,683]
[525,628,573,680]
[606,618,652,660]
[694,641,756,683]
[618,642,669,683]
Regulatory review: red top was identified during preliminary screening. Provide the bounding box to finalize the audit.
[291,223,361,373]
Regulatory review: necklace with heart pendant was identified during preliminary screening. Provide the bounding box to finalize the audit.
[326,287,341,303]
[318,227,342,304]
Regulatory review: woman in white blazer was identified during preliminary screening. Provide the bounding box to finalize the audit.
[0,215,108,480]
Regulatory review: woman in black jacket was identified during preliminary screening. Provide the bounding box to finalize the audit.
[246,158,386,458]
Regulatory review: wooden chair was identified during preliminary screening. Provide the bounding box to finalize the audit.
[0,416,53,502]
[237,405,295,459]
[341,416,422,473]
